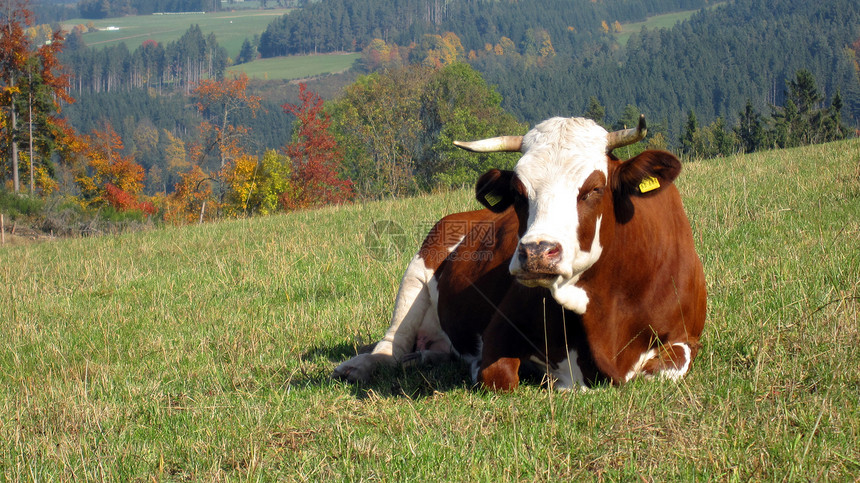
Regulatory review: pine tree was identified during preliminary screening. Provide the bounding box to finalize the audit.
[734,100,765,154]
[583,96,605,127]
[680,110,698,156]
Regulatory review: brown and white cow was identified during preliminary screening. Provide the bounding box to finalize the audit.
[333,116,707,391]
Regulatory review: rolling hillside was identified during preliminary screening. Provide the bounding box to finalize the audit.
[63,9,292,58]
[1,140,857,478]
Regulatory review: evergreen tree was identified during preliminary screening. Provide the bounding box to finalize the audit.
[236,38,257,65]
[788,69,824,116]
[711,117,736,157]
[825,90,848,141]
[583,96,605,127]
[680,110,698,156]
[612,104,640,131]
[734,100,765,153]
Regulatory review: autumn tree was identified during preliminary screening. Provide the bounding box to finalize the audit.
[69,122,147,211]
[1,0,73,194]
[193,72,261,171]
[221,149,292,217]
[165,164,214,224]
[359,38,405,71]
[0,0,31,193]
[189,72,262,216]
[162,129,189,188]
[282,83,353,209]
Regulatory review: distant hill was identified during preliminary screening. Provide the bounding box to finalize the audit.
[256,0,860,143]
[474,0,860,139]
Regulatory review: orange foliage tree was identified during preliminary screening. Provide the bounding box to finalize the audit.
[164,165,214,224]
[68,122,149,212]
[193,72,261,170]
[169,72,264,220]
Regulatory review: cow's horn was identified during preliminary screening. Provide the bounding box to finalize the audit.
[606,114,647,152]
[453,136,523,153]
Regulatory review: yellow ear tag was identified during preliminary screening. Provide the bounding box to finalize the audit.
[638,176,660,193]
[484,192,503,207]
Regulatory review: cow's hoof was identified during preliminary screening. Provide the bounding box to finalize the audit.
[332,353,395,383]
[332,354,376,382]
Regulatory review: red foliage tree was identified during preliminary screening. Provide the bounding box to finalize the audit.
[281,84,353,210]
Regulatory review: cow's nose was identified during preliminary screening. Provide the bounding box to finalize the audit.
[518,240,563,271]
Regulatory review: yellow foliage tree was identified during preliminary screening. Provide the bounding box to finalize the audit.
[221,154,259,217]
[164,165,215,224]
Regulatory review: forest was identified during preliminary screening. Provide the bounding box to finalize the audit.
[1,0,859,231]
[257,0,712,57]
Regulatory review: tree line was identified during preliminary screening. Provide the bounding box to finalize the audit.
[676,69,850,158]
[258,0,711,57]
[61,24,229,95]
[474,0,860,144]
[251,0,860,149]
[77,0,222,19]
[4,0,859,232]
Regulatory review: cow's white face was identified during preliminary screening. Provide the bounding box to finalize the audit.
[465,115,652,314]
[509,118,611,312]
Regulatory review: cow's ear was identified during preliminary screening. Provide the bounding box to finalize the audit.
[476,169,516,212]
[613,150,682,197]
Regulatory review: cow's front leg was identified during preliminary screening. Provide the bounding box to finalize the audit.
[479,357,521,391]
[333,253,434,382]
[641,341,698,381]
[332,352,398,382]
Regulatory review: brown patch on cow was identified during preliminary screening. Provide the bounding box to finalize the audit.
[480,357,521,391]
[577,170,607,252]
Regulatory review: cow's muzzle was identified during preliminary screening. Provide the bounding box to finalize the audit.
[515,240,563,282]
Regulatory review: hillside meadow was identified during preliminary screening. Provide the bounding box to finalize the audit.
[1,139,858,479]
[63,9,292,58]
[226,53,360,81]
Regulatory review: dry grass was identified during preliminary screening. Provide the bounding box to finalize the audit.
[1,140,858,480]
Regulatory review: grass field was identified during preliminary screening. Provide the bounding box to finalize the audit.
[228,53,360,81]
[614,2,728,46]
[62,9,357,82]
[1,140,858,479]
[63,9,292,59]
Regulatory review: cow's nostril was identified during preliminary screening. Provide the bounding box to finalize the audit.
[520,241,563,266]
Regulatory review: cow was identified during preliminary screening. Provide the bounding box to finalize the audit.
[333,115,707,391]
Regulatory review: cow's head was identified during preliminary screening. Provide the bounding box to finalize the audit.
[456,116,681,314]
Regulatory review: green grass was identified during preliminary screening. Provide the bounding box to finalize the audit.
[228,53,360,81]
[614,2,727,46]
[1,140,859,479]
[62,9,358,82]
[63,9,292,58]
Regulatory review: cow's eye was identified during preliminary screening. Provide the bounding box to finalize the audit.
[580,187,603,202]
